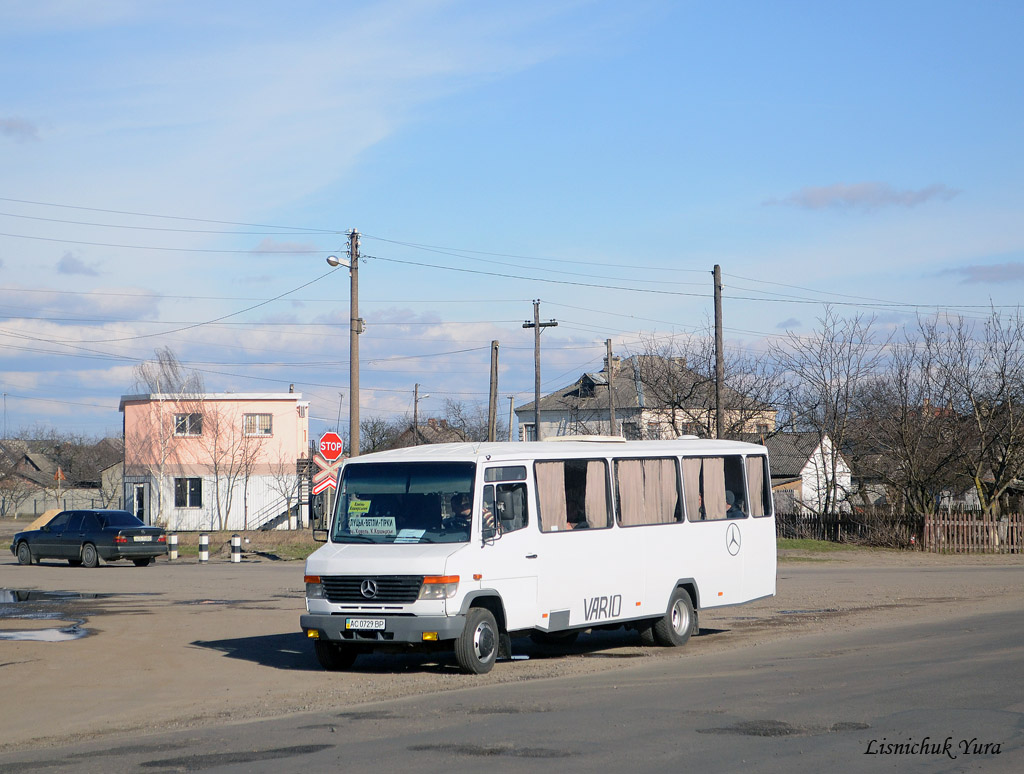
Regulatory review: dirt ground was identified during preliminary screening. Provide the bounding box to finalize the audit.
[2,519,1022,752]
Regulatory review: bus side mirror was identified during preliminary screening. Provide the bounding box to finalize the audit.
[312,528,328,543]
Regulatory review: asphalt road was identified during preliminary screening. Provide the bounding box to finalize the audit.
[1,600,1021,773]
[1,554,1022,773]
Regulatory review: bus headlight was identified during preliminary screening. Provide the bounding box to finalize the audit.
[304,574,325,599]
[418,575,459,600]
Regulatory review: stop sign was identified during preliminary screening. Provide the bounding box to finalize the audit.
[319,431,345,461]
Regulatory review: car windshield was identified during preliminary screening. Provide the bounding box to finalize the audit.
[100,512,146,528]
[332,461,476,544]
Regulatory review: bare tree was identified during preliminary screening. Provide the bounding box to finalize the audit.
[631,332,779,439]
[266,450,301,528]
[444,400,505,442]
[854,322,966,514]
[128,348,205,526]
[770,309,886,514]
[933,309,1024,513]
[361,415,404,452]
[0,449,37,518]
[196,403,255,531]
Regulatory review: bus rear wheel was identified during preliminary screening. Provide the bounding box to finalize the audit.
[651,588,695,647]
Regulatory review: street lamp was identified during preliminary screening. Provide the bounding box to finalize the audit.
[327,229,363,456]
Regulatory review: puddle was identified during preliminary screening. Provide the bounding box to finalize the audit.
[0,588,101,642]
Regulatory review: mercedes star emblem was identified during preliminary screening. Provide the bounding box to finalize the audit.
[360,579,378,598]
[726,523,742,556]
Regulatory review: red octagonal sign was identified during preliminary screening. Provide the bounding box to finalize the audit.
[319,431,345,461]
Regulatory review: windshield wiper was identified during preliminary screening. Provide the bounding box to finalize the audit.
[334,534,376,543]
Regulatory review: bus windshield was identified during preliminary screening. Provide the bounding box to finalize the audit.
[332,461,476,544]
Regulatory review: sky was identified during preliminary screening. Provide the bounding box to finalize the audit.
[1,0,1022,442]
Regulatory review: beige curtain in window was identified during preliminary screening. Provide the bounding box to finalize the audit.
[644,458,679,523]
[703,456,726,520]
[682,458,703,520]
[535,461,567,532]
[747,456,765,517]
[616,460,646,526]
[585,460,609,528]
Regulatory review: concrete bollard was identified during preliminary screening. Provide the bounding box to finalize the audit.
[230,534,241,563]
[168,533,178,561]
[199,533,209,563]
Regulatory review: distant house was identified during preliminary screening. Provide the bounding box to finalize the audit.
[391,418,467,448]
[760,432,851,514]
[515,355,775,441]
[120,392,310,530]
[0,438,123,518]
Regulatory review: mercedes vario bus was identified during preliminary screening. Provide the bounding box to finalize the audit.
[301,437,775,674]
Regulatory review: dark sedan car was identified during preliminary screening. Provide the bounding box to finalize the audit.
[10,509,167,568]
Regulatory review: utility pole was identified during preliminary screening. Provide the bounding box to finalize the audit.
[714,264,725,440]
[413,384,421,445]
[605,339,617,436]
[523,300,558,441]
[349,230,363,455]
[507,395,515,441]
[487,340,499,442]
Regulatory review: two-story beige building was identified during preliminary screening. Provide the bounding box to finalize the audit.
[120,392,310,531]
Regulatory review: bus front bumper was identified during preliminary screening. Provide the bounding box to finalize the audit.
[300,613,466,645]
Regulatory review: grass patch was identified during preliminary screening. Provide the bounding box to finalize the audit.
[169,530,320,561]
[777,538,861,553]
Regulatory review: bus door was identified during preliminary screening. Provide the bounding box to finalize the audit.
[742,454,777,599]
[681,456,747,605]
[477,465,538,633]
[532,458,640,631]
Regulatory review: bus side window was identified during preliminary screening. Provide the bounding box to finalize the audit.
[746,455,772,517]
[614,458,681,526]
[682,456,748,521]
[535,459,610,532]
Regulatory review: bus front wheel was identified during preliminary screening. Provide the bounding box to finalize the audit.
[651,588,695,647]
[455,607,499,674]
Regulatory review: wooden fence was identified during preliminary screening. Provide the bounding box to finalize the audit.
[923,512,1024,554]
[776,510,1023,554]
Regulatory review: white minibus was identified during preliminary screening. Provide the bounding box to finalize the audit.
[301,437,776,674]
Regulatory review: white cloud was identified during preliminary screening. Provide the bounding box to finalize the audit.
[767,182,960,212]
[56,252,100,276]
[0,117,39,141]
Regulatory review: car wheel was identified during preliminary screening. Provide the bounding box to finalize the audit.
[455,607,499,674]
[16,541,32,566]
[81,543,99,569]
[314,640,358,670]
[133,558,152,567]
[651,588,695,647]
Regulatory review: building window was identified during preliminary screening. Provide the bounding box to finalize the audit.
[522,423,536,442]
[174,413,203,436]
[244,413,273,436]
[174,477,202,508]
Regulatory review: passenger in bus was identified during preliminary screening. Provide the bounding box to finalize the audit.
[725,490,745,519]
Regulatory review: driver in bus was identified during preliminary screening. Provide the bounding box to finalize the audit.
[445,494,497,533]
